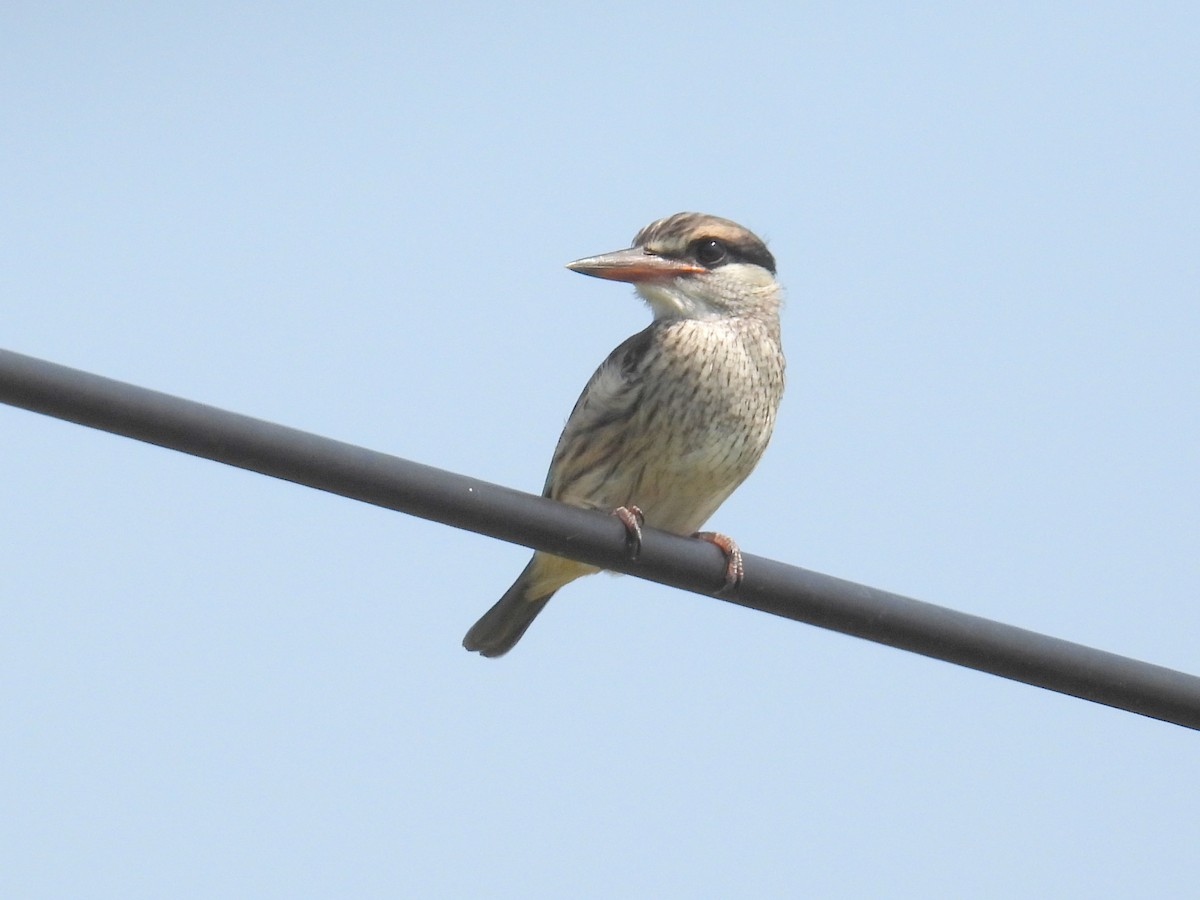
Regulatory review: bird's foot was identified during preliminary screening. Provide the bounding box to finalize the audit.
[612,505,646,559]
[691,531,744,592]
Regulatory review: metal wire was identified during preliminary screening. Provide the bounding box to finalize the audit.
[3,346,1198,730]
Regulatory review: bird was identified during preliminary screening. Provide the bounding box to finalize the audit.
[463,211,785,657]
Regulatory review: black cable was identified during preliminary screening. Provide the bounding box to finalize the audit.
[3,346,1198,729]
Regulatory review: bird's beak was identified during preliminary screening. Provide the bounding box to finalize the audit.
[566,247,704,283]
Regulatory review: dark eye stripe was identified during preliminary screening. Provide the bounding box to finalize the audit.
[728,237,776,274]
[687,235,775,273]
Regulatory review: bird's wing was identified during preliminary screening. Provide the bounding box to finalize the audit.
[542,325,655,500]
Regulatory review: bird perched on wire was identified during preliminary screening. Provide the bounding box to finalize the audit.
[464,212,785,657]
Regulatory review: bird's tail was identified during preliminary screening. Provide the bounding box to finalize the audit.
[463,560,558,658]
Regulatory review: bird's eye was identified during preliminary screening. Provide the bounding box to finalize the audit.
[693,238,728,267]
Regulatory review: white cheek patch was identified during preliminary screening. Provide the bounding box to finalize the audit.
[723,262,776,289]
[635,283,692,318]
[633,263,777,321]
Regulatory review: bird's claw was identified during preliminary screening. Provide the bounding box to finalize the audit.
[612,505,646,559]
[692,531,744,592]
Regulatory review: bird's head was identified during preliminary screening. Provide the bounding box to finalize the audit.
[566,212,780,320]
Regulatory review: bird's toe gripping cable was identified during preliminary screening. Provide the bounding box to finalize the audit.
[612,505,646,559]
[691,531,744,592]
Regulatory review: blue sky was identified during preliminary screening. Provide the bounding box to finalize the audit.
[3,4,1198,896]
